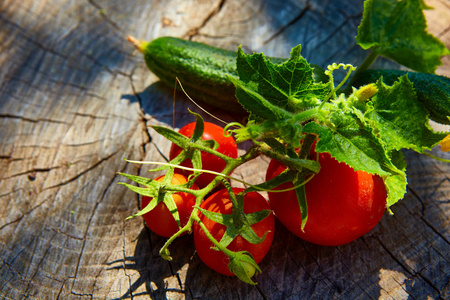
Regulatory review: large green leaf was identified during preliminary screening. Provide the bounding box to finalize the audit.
[303,110,407,206]
[365,76,447,152]
[233,45,330,117]
[357,0,449,73]
[303,111,396,176]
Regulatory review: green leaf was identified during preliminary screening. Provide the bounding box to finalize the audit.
[385,150,408,208]
[152,113,227,183]
[119,181,182,222]
[118,182,159,199]
[303,109,407,206]
[191,111,205,141]
[198,206,232,225]
[365,76,447,152]
[303,112,396,176]
[352,69,450,125]
[228,75,292,121]
[245,169,298,193]
[293,175,308,231]
[118,172,157,187]
[356,0,450,73]
[162,192,181,227]
[229,46,331,148]
[118,172,188,226]
[238,211,271,244]
[233,45,330,117]
[152,125,190,148]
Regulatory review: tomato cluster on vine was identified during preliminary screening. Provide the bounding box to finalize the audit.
[134,119,387,283]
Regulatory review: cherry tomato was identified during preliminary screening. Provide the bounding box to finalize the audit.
[169,122,238,189]
[193,188,275,276]
[266,152,386,246]
[141,173,198,238]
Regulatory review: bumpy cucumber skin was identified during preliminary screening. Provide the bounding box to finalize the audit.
[353,69,450,125]
[143,37,242,112]
[142,37,327,113]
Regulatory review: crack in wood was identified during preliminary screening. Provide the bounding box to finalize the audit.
[128,76,153,147]
[62,136,127,147]
[438,24,450,38]
[70,290,94,298]
[254,283,269,300]
[0,16,70,60]
[72,112,135,122]
[375,236,444,298]
[0,257,27,283]
[185,0,227,40]
[407,185,450,247]
[42,149,121,191]
[66,156,134,295]
[83,51,132,78]
[86,0,123,33]
[0,216,24,232]
[315,13,362,64]
[55,277,68,299]
[50,228,85,242]
[376,237,414,274]
[0,114,68,125]
[47,79,107,101]
[83,1,139,78]
[0,74,101,104]
[69,167,120,294]
[263,2,311,45]
[299,243,336,292]
[23,230,58,298]
[415,269,445,300]
[2,167,57,181]
[0,196,49,232]
[419,216,450,246]
[120,221,135,300]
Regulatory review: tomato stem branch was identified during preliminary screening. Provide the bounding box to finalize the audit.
[257,144,320,174]
[194,214,237,258]
[298,134,316,159]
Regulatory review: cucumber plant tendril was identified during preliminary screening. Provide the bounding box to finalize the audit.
[119,0,450,284]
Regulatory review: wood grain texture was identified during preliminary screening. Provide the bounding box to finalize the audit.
[0,0,449,299]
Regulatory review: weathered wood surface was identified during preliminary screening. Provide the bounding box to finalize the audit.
[0,0,449,299]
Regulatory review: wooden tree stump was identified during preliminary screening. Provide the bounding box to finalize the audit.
[0,0,449,299]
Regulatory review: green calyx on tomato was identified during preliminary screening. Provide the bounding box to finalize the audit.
[151,111,239,189]
[168,117,238,189]
[193,187,274,284]
[140,173,198,238]
[118,170,199,235]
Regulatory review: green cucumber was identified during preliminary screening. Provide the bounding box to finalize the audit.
[352,69,450,124]
[128,36,328,113]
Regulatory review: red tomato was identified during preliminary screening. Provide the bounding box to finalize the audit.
[266,152,386,246]
[169,122,238,189]
[141,173,198,238]
[193,188,275,276]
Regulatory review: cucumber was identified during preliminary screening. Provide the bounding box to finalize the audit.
[128,36,328,113]
[352,69,450,125]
